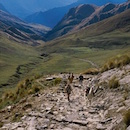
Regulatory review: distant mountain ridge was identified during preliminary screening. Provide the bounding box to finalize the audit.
[46,1,130,40]
[25,4,97,28]
[25,0,127,28]
[0,0,77,19]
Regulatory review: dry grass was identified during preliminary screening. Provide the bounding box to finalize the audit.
[0,76,62,109]
[101,55,130,72]
[0,77,41,109]
[82,68,99,75]
[108,76,120,89]
[83,54,130,75]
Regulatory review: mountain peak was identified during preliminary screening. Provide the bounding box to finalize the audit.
[66,4,96,19]
[101,3,116,13]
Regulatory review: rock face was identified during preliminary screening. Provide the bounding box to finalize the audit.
[0,64,130,130]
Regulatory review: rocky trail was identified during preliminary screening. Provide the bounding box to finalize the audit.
[0,65,130,130]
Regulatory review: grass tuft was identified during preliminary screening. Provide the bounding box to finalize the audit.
[54,78,62,86]
[108,76,120,89]
[101,54,130,72]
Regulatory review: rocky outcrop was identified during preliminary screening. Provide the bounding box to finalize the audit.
[0,64,130,130]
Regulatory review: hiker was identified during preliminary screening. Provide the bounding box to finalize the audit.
[68,73,74,84]
[65,84,72,102]
[79,74,84,86]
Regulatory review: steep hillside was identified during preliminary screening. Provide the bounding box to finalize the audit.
[46,1,130,40]
[0,33,43,91]
[0,10,50,43]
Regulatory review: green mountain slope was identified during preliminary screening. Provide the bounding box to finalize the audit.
[38,9,130,74]
[0,33,40,87]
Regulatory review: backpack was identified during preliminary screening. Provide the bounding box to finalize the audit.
[66,84,72,94]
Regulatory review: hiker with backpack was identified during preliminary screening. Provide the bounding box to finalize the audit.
[65,84,72,102]
[79,74,84,86]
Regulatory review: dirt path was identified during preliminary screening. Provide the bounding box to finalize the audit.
[79,59,99,68]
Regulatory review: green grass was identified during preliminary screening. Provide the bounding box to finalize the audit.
[101,54,130,72]
[0,34,41,93]
[39,42,130,73]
